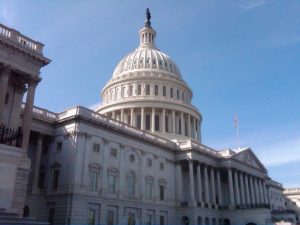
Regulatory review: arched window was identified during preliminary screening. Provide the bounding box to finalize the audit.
[146,84,150,95]
[108,168,118,194]
[154,85,158,96]
[127,172,136,198]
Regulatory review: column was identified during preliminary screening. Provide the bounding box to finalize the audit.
[234,170,240,206]
[130,108,134,126]
[176,163,182,203]
[189,161,196,205]
[254,177,260,204]
[249,176,256,206]
[22,79,39,150]
[259,179,264,204]
[263,183,269,204]
[204,165,210,205]
[187,114,191,137]
[180,112,184,135]
[151,108,155,132]
[216,170,222,206]
[172,110,176,134]
[196,164,203,204]
[228,168,235,207]
[32,133,43,194]
[244,174,251,206]
[239,172,245,206]
[210,167,216,205]
[193,117,197,139]
[162,108,166,133]
[120,109,124,122]
[141,108,145,130]
[0,67,11,124]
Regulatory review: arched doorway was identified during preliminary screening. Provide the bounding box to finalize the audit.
[224,218,230,225]
[245,222,257,225]
[182,216,189,225]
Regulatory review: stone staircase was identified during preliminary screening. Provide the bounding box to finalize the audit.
[0,208,48,225]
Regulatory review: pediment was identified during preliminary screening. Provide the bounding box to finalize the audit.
[232,148,267,172]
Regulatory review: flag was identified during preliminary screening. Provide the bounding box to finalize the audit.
[234,113,238,128]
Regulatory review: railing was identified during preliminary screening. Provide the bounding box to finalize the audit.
[177,139,220,157]
[22,103,58,122]
[0,126,22,148]
[272,209,296,215]
[284,188,300,194]
[0,23,43,53]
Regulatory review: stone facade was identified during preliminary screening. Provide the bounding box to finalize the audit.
[0,10,299,225]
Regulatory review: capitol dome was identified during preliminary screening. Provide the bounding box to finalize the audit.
[97,9,202,142]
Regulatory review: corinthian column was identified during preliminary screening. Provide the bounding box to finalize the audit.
[210,167,216,205]
[162,108,166,133]
[175,163,182,204]
[228,168,235,207]
[204,165,210,205]
[216,170,222,206]
[189,161,196,205]
[141,107,145,130]
[234,170,240,206]
[196,164,203,204]
[180,112,184,135]
[22,78,39,150]
[151,108,155,132]
[244,174,251,206]
[239,172,245,206]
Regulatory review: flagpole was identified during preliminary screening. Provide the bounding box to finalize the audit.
[234,113,240,150]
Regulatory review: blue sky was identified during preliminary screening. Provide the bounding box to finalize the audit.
[1,0,299,187]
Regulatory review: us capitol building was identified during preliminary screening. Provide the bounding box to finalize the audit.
[0,9,299,225]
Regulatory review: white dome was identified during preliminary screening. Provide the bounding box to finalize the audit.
[112,48,181,79]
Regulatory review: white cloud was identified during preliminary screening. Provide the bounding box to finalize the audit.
[256,138,300,167]
[232,0,268,12]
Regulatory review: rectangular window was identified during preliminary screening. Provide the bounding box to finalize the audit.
[160,185,165,201]
[177,89,180,99]
[129,85,133,96]
[160,215,165,225]
[170,87,173,98]
[108,174,116,194]
[136,114,141,129]
[56,142,62,152]
[154,85,158,96]
[107,210,114,225]
[5,92,9,104]
[89,171,98,191]
[138,84,142,95]
[163,86,166,97]
[155,115,160,131]
[127,175,135,198]
[52,170,60,190]
[88,208,96,225]
[159,162,164,170]
[48,208,55,225]
[165,116,169,132]
[128,213,135,225]
[111,148,117,157]
[147,159,152,167]
[38,172,45,189]
[145,181,153,199]
[93,143,100,153]
[145,115,151,131]
[146,214,152,225]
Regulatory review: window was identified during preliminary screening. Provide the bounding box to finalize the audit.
[89,170,98,191]
[205,217,210,225]
[154,85,158,95]
[159,185,165,201]
[48,208,55,225]
[52,170,60,190]
[108,173,116,194]
[127,172,135,198]
[212,218,216,225]
[111,148,117,157]
[160,215,165,225]
[146,214,152,225]
[138,84,142,95]
[155,115,160,131]
[129,85,133,96]
[145,114,151,130]
[177,89,180,99]
[128,212,135,225]
[93,143,100,153]
[38,172,45,189]
[56,141,62,152]
[129,154,135,162]
[136,114,141,129]
[163,86,166,97]
[165,116,169,132]
[198,217,203,225]
[146,84,150,95]
[159,162,164,170]
[145,178,153,200]
[5,93,9,104]
[88,208,96,225]
[170,87,173,98]
[147,159,152,167]
[107,210,114,225]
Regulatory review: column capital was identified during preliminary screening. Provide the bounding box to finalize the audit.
[27,77,42,87]
[1,65,12,76]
